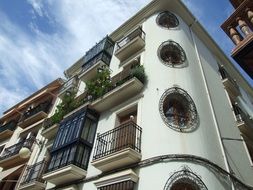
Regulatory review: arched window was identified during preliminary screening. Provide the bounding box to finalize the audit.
[159,87,198,132]
[156,11,179,29]
[158,41,186,67]
[164,166,207,190]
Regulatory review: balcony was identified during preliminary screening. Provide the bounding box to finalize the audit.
[88,65,145,113]
[19,161,47,190]
[79,37,114,82]
[0,138,34,169]
[219,67,240,99]
[58,76,78,99]
[234,106,253,140]
[221,0,253,78]
[92,121,142,172]
[41,118,59,140]
[0,120,17,139]
[43,141,90,185]
[115,27,145,61]
[18,100,52,128]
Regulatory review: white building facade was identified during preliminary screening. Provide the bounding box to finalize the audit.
[1,0,253,190]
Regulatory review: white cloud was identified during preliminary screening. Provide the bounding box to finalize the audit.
[0,0,150,115]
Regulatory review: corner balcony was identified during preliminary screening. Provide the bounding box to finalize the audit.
[92,121,142,172]
[235,110,253,140]
[41,118,59,140]
[43,141,90,186]
[89,65,145,113]
[79,37,114,82]
[19,161,47,190]
[115,27,145,61]
[221,0,253,78]
[58,76,78,100]
[219,67,240,99]
[0,138,34,169]
[18,101,51,128]
[0,120,17,140]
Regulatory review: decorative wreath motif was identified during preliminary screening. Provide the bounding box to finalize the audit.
[164,166,208,190]
[158,40,186,67]
[156,11,179,29]
[159,87,198,132]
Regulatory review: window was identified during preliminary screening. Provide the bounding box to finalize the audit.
[158,40,186,67]
[159,87,198,132]
[47,107,99,172]
[164,166,207,190]
[156,11,179,29]
[98,180,134,190]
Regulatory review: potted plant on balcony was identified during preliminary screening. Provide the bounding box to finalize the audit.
[130,65,147,84]
[85,67,112,100]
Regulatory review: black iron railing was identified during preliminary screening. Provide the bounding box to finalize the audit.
[20,160,47,186]
[46,141,92,173]
[219,67,238,88]
[232,104,252,125]
[0,138,35,160]
[98,180,134,190]
[22,100,52,121]
[0,120,17,134]
[116,27,145,51]
[93,121,142,160]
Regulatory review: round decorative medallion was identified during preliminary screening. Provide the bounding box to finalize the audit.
[158,41,186,67]
[159,87,198,132]
[164,166,207,190]
[156,11,179,29]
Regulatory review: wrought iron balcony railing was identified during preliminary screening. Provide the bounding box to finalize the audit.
[116,27,145,51]
[20,160,47,186]
[22,100,52,121]
[0,138,35,161]
[93,121,142,160]
[219,67,239,88]
[0,120,17,134]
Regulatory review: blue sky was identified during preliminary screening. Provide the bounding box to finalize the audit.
[0,0,250,115]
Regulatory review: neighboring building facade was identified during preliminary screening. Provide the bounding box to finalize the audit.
[221,0,253,79]
[0,79,63,189]
[1,0,253,189]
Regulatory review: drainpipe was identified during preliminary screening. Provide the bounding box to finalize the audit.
[189,18,235,190]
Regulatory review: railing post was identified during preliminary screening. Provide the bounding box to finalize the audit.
[246,8,253,25]
[237,17,252,36]
[229,26,242,45]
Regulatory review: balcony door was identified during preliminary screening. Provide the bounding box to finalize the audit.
[114,110,137,152]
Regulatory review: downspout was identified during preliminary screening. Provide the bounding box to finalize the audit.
[189,18,235,190]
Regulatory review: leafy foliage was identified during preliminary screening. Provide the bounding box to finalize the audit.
[85,67,112,99]
[51,91,81,124]
[130,65,147,84]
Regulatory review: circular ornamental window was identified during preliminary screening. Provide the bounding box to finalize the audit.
[159,87,198,132]
[158,41,186,67]
[156,11,179,29]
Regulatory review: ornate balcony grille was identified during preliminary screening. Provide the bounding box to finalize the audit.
[0,120,17,133]
[116,27,145,51]
[93,121,142,160]
[20,160,47,186]
[0,138,34,160]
